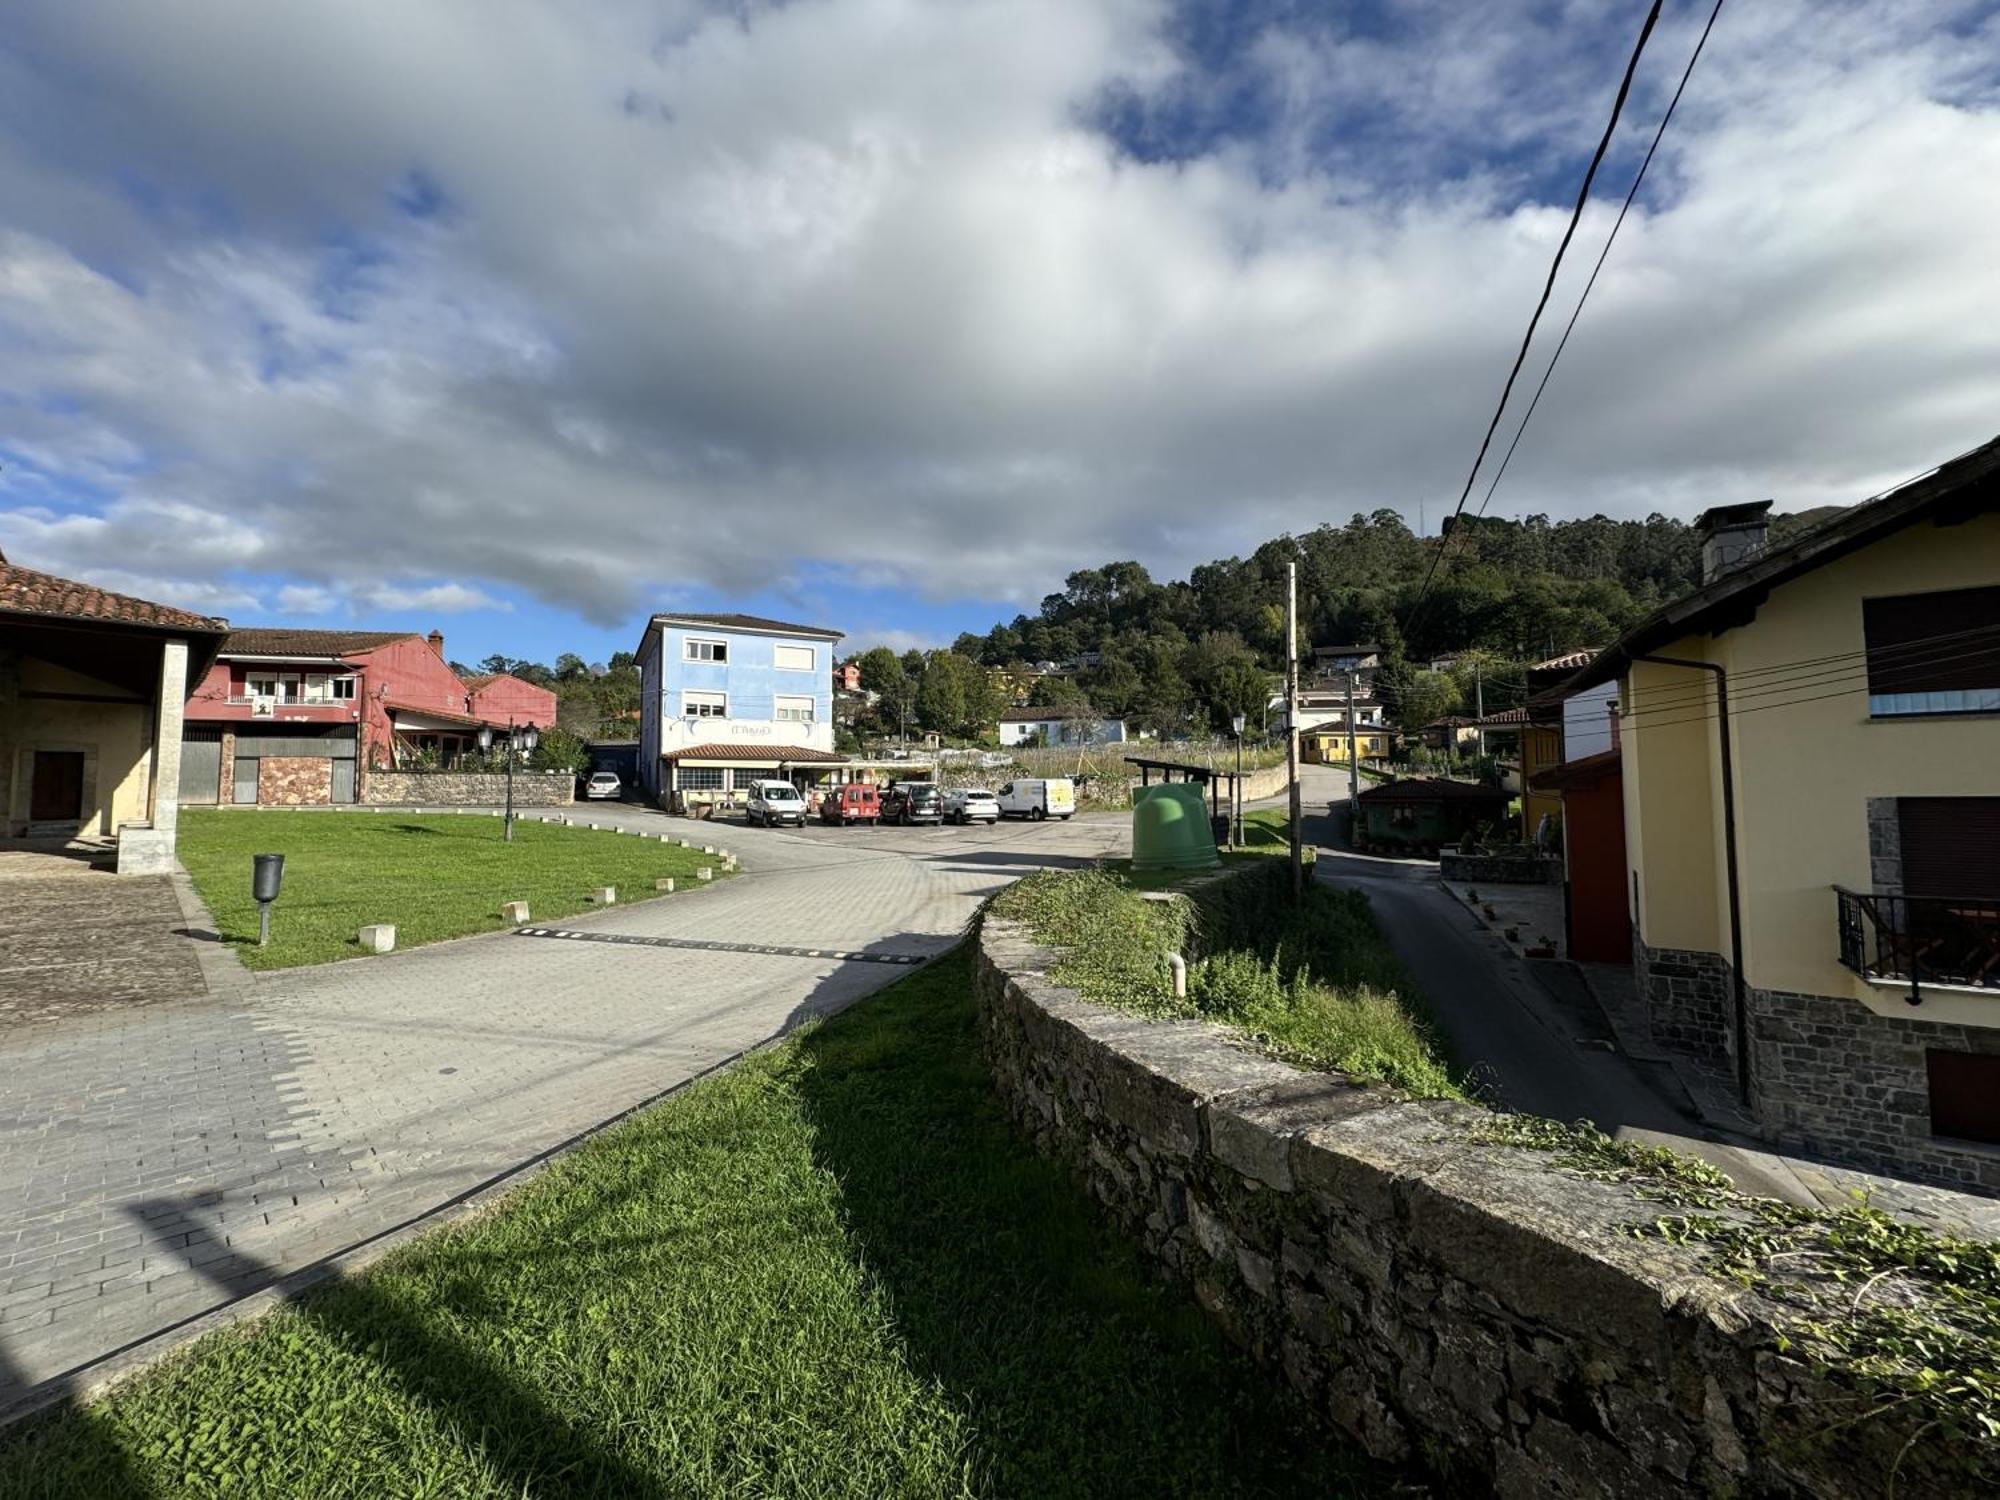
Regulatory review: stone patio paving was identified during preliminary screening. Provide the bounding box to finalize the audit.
[0,844,211,1027]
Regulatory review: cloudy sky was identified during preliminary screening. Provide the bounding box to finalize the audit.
[2,0,1997,665]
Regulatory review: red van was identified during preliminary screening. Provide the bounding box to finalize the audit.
[819,783,881,827]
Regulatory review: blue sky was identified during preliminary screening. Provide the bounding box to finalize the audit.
[4,0,1999,668]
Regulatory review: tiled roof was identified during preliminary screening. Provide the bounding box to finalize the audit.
[667,742,849,763]
[0,561,227,633]
[999,705,1105,721]
[383,699,486,728]
[460,673,499,690]
[1357,777,1510,805]
[1476,705,1531,726]
[222,628,415,657]
[654,612,844,639]
[1529,648,1598,672]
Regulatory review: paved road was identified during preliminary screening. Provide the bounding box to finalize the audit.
[0,806,1126,1409]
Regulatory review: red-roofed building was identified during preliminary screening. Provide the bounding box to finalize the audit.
[183,628,552,805]
[1,556,228,871]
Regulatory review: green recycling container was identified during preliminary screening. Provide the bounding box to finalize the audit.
[1131,783,1221,874]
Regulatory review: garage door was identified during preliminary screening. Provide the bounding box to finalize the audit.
[180,732,221,805]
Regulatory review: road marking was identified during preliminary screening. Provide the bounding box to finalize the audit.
[511,928,931,965]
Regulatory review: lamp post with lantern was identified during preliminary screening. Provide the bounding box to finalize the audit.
[1231,711,1246,847]
[477,718,540,842]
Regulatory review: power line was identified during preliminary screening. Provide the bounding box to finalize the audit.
[1461,0,1728,539]
[1403,0,1665,640]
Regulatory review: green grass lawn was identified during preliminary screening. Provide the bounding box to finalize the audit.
[0,949,1392,1499]
[180,811,723,969]
[994,864,1460,1099]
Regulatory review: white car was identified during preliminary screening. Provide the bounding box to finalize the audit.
[583,770,623,800]
[744,779,807,827]
[995,777,1076,821]
[944,788,1000,825]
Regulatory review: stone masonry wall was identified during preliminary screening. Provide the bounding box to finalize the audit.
[1751,987,2000,1196]
[360,771,575,806]
[1439,852,1564,885]
[976,917,1955,1498]
[1635,938,1735,1069]
[257,756,331,807]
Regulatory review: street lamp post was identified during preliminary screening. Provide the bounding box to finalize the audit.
[1231,712,1246,847]
[478,719,541,842]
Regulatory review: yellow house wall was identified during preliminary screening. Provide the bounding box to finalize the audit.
[1622,652,1723,955]
[1622,511,2000,1023]
[1521,723,1563,837]
[5,657,153,837]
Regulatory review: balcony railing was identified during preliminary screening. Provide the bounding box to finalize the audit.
[1835,887,2000,1004]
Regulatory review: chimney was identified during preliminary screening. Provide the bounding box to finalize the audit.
[1692,500,1773,584]
[427,629,445,658]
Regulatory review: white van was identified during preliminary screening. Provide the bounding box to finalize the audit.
[994,777,1076,821]
[744,779,807,828]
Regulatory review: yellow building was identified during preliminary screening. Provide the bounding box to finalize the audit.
[1560,438,2000,1192]
[1,556,226,872]
[1301,724,1390,763]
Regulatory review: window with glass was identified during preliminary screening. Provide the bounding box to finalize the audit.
[775,696,815,722]
[683,637,729,663]
[683,691,728,718]
[331,677,357,700]
[677,766,726,790]
[1864,585,2000,717]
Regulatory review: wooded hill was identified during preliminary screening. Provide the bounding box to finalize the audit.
[942,505,1840,737]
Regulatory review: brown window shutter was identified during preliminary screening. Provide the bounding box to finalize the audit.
[1899,797,2000,899]
[1863,586,2000,695]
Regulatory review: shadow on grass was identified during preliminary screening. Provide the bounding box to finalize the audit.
[788,944,1393,1498]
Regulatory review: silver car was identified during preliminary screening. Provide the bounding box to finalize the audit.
[583,770,623,800]
[944,787,1000,825]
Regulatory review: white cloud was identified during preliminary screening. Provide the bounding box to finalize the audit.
[1,0,1997,628]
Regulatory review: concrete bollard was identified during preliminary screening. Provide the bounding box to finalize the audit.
[702,844,716,855]
[588,887,616,905]
[358,924,396,954]
[587,822,601,830]
[655,877,675,893]
[677,838,691,849]
[502,901,530,924]
[697,867,714,882]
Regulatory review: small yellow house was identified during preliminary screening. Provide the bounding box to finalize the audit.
[1559,436,2000,1191]
[1301,723,1390,763]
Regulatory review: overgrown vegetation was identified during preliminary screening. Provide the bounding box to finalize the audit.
[1469,1115,2000,1480]
[0,950,1391,1499]
[992,862,1459,1098]
[180,811,720,969]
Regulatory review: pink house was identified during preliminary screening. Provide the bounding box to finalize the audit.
[182,627,556,805]
[463,672,558,731]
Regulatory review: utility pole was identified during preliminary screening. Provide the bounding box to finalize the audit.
[1474,659,1486,762]
[1286,562,1303,900]
[1344,670,1359,815]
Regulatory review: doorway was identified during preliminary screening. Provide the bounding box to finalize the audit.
[30,751,86,823]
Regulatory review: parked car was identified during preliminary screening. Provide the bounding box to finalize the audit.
[943,787,1000,825]
[995,777,1076,821]
[881,781,944,826]
[818,783,881,826]
[744,779,807,827]
[582,770,623,800]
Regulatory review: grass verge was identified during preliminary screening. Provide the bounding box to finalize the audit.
[179,810,722,969]
[0,948,1391,1499]
[992,864,1460,1099]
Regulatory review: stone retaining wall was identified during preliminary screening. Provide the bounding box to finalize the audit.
[975,916,1950,1498]
[1438,851,1563,885]
[360,771,575,806]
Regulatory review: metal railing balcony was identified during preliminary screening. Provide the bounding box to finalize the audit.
[1835,887,2000,1004]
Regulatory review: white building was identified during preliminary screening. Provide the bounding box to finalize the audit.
[997,706,1127,747]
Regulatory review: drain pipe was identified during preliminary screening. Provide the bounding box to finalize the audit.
[1632,653,1749,1106]
[1166,951,1187,1000]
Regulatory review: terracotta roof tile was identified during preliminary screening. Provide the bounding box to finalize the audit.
[667,742,849,763]
[0,562,227,633]
[221,627,416,657]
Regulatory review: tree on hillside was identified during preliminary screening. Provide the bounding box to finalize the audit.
[1027,673,1088,709]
